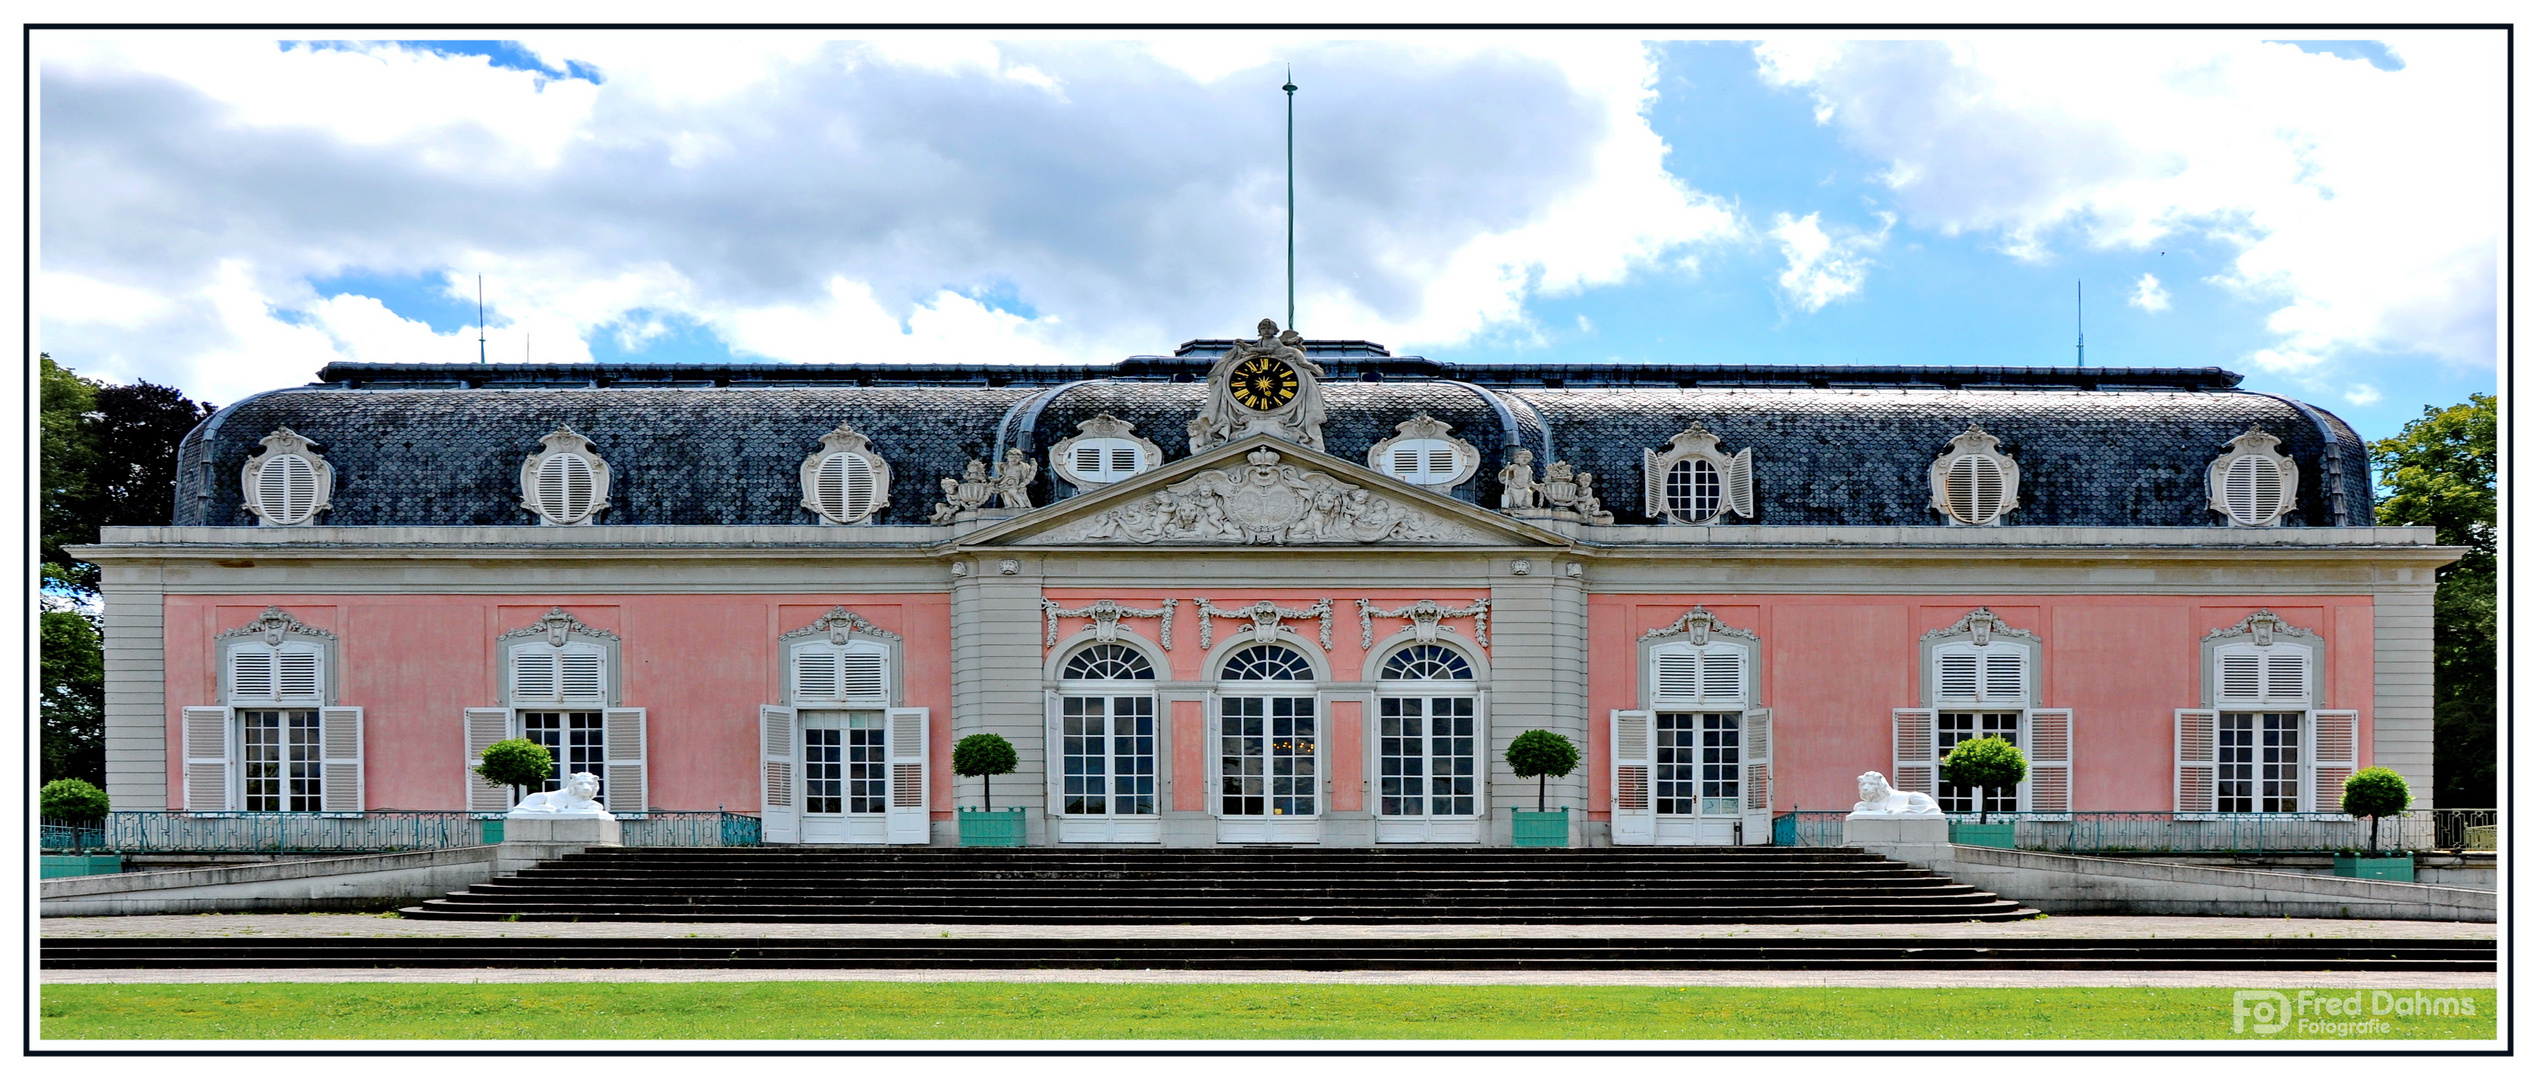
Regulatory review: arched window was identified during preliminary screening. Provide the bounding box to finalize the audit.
[800,422,892,525]
[519,427,611,526]
[1216,642,1318,832]
[1379,643,1472,681]
[239,428,332,526]
[1062,642,1156,681]
[1643,424,1753,524]
[1221,644,1314,681]
[1375,643,1480,833]
[1055,641,1158,833]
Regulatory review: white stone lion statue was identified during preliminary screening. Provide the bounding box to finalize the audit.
[509,771,612,818]
[1852,771,1943,816]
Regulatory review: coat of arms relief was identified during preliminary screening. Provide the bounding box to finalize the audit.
[1033,447,1491,546]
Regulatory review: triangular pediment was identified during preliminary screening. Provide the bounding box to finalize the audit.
[965,434,1563,548]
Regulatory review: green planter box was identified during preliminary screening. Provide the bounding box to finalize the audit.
[41,854,124,879]
[1512,808,1570,848]
[2334,854,2415,882]
[959,808,1027,848]
[478,818,506,844]
[1949,822,2017,848]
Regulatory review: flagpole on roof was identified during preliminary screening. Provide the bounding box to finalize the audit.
[1284,66,1297,331]
[478,275,487,365]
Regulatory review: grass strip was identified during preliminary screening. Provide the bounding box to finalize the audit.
[40,982,2497,1041]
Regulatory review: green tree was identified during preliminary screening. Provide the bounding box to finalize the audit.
[40,778,111,821]
[40,353,99,592]
[953,733,1020,808]
[1505,730,1580,813]
[40,609,106,785]
[1940,736,2027,824]
[46,360,216,593]
[2370,394,2495,807]
[475,738,556,806]
[2340,767,2412,855]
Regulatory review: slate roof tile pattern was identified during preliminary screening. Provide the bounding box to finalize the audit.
[173,355,2371,529]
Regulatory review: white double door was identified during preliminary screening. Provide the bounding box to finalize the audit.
[800,709,890,843]
[1375,694,1482,844]
[1053,693,1161,844]
[1216,694,1320,843]
[1653,710,1743,845]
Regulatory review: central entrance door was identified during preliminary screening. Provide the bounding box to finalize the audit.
[1215,643,1320,844]
[1653,710,1741,845]
[801,709,889,843]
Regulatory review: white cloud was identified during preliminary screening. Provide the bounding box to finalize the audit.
[2128,272,2171,312]
[38,33,1741,397]
[2344,383,2382,406]
[1755,34,2501,385]
[1769,211,1888,313]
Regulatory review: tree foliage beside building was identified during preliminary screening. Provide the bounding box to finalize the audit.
[38,354,216,785]
[2369,393,2496,808]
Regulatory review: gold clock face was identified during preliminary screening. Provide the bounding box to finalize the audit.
[1230,357,1300,410]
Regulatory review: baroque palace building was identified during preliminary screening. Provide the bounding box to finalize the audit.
[75,321,2458,847]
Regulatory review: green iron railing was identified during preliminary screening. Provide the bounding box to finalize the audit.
[76,810,761,854]
[1770,809,2493,853]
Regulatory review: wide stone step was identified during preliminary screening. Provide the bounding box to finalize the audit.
[46,935,2493,971]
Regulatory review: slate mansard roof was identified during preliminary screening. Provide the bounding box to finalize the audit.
[171,340,2374,529]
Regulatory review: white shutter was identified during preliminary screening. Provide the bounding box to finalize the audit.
[1642,449,1664,520]
[1390,447,1420,475]
[603,707,648,815]
[1428,447,1457,476]
[562,454,594,520]
[465,707,514,812]
[815,453,848,520]
[2026,707,2071,816]
[182,706,232,811]
[231,648,274,700]
[2264,649,2308,702]
[318,706,364,812]
[2310,710,2359,815]
[276,647,321,701]
[1724,448,1753,519]
[1936,652,1979,700]
[759,704,799,844]
[1982,650,2024,703]
[2175,708,2218,814]
[2224,457,2259,523]
[1610,710,1654,845]
[885,707,931,844]
[1891,708,1936,796]
[536,455,566,521]
[1114,446,1142,475]
[560,651,604,701]
[1699,649,1743,703]
[513,649,557,701]
[1654,653,1699,700]
[841,651,887,700]
[1740,707,1773,844]
[2269,458,2297,520]
[2218,650,2262,701]
[840,453,876,520]
[795,649,838,701]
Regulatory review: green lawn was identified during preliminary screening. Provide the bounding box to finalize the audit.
[40,983,2497,1041]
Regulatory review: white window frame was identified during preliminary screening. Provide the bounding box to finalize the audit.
[1927,422,2021,526]
[1629,607,1771,844]
[1365,412,1481,492]
[518,426,612,526]
[1371,640,1485,826]
[1048,638,1164,837]
[799,421,893,524]
[238,427,333,526]
[1049,413,1164,490]
[1209,641,1325,842]
[2206,426,2300,528]
[1642,424,1754,525]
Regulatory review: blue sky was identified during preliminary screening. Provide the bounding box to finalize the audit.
[38,31,2501,441]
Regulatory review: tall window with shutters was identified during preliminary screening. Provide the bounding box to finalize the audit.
[188,608,361,814]
[763,609,923,844]
[1928,641,2029,814]
[1905,608,2069,817]
[239,428,333,527]
[472,609,643,815]
[1626,608,1772,845]
[2185,622,2345,814]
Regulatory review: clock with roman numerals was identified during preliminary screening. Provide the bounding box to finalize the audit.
[1230,356,1301,411]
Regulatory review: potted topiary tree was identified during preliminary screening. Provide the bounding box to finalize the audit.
[38,778,119,878]
[953,732,1024,847]
[1506,729,1580,848]
[473,738,555,843]
[2336,767,2414,881]
[1940,736,2026,848]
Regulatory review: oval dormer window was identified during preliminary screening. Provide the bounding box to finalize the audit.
[812,451,883,523]
[253,454,318,524]
[1383,438,1465,486]
[536,453,598,523]
[1068,438,1147,484]
[1943,454,2007,525]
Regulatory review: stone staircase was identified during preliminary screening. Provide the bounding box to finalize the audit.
[400,846,2039,924]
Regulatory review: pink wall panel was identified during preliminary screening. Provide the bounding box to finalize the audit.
[1171,701,1205,812]
[164,593,951,813]
[1328,700,1363,812]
